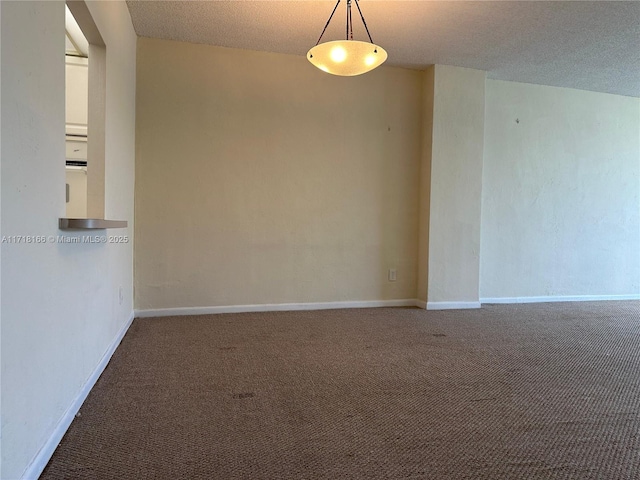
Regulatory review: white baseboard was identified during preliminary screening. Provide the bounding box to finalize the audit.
[135,299,419,318]
[415,300,427,309]
[426,301,481,310]
[21,311,135,480]
[480,294,640,305]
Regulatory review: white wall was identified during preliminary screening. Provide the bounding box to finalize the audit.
[0,1,136,478]
[427,65,486,306]
[135,38,423,311]
[481,80,640,299]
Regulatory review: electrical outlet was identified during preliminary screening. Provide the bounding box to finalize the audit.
[119,286,123,305]
[388,269,397,282]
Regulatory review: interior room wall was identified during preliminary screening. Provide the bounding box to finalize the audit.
[416,67,434,304]
[0,1,136,478]
[135,38,423,311]
[480,79,640,300]
[426,65,486,307]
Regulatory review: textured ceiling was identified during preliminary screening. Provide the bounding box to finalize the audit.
[126,1,640,97]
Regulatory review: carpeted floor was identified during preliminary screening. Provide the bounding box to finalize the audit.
[41,301,640,479]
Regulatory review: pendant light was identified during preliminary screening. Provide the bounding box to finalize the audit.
[307,0,387,76]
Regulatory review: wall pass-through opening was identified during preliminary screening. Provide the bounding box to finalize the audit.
[65,1,106,219]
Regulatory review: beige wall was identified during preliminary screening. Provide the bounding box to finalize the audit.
[135,38,423,310]
[427,65,486,306]
[416,67,434,303]
[1,1,136,478]
[136,41,638,310]
[481,80,640,299]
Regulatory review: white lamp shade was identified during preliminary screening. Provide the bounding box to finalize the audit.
[307,40,387,76]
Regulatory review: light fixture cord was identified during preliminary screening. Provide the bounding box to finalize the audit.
[347,0,353,40]
[353,0,374,43]
[315,0,341,46]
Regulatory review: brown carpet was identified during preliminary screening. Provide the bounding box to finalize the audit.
[41,301,640,479]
